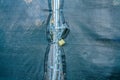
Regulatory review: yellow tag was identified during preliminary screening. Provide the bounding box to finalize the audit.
[58,39,65,46]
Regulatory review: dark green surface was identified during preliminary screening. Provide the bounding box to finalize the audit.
[0,0,120,80]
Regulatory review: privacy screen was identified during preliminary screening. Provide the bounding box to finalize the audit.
[0,0,120,80]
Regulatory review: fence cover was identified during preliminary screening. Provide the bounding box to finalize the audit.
[0,0,120,80]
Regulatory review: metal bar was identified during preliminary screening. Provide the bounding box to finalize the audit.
[52,0,61,80]
[44,0,69,80]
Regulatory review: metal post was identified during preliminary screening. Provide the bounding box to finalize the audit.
[44,0,69,80]
[52,0,61,80]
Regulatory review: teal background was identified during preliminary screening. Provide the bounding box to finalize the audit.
[0,0,120,80]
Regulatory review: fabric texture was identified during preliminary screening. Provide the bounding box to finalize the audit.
[0,0,120,80]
